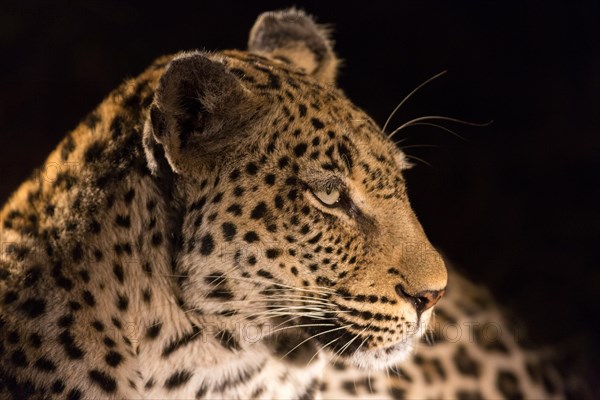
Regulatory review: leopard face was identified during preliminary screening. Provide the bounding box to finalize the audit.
[144,10,447,370]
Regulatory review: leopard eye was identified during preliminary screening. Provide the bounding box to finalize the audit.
[313,186,341,206]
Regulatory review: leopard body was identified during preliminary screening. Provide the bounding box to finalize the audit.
[0,9,569,399]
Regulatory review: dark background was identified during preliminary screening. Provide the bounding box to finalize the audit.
[1,0,598,370]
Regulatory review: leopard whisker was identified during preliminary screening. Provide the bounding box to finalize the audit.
[241,310,328,320]
[227,295,327,310]
[404,154,433,168]
[396,143,441,150]
[382,70,447,134]
[388,115,492,139]
[271,314,306,330]
[217,275,336,295]
[268,322,337,336]
[397,121,467,141]
[279,324,353,361]
[354,327,372,356]
[308,336,341,366]
[211,296,335,307]
[246,312,343,325]
[385,364,391,386]
[331,324,366,366]
[265,294,336,304]
[242,310,333,322]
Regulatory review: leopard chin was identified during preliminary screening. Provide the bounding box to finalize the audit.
[346,337,419,370]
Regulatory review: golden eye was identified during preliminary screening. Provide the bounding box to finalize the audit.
[313,186,341,206]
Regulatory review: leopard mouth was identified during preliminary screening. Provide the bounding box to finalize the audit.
[256,297,428,370]
[294,316,424,370]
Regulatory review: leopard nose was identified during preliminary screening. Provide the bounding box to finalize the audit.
[395,284,445,315]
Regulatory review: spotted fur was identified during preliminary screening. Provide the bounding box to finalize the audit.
[0,9,572,399]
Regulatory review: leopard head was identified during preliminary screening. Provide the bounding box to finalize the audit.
[143,9,446,370]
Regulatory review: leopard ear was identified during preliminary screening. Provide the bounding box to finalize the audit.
[144,51,258,176]
[248,8,339,84]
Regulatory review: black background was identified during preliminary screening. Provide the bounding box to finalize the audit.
[1,0,598,372]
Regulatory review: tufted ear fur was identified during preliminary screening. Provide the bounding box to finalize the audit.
[144,52,259,176]
[248,8,339,84]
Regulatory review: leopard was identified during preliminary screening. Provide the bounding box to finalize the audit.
[0,8,580,399]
